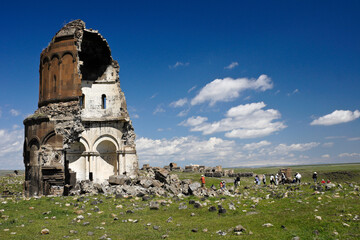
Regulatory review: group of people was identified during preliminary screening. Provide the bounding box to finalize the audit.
[200,170,327,190]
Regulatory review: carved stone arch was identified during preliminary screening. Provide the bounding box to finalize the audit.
[61,51,74,60]
[79,137,90,152]
[50,53,60,61]
[41,130,63,148]
[28,137,40,166]
[42,57,50,65]
[92,134,119,152]
[28,137,40,149]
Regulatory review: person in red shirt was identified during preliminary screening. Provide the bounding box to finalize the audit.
[321,179,326,184]
[200,175,206,188]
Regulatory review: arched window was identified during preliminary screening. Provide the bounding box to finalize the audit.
[80,94,85,109]
[102,94,106,109]
[53,75,57,93]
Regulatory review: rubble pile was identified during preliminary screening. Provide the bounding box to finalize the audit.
[69,168,234,198]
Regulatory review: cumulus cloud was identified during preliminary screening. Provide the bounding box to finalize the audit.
[311,110,360,126]
[10,109,20,116]
[184,102,286,139]
[169,61,189,69]
[177,109,189,117]
[153,105,165,115]
[0,128,23,169]
[136,136,237,166]
[191,75,273,106]
[180,116,208,127]
[322,142,334,148]
[338,152,360,158]
[269,142,320,155]
[322,154,330,158]
[243,140,271,151]
[169,98,188,108]
[224,62,239,69]
[136,136,325,167]
[348,137,360,141]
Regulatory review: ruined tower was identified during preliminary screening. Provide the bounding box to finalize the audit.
[23,20,138,196]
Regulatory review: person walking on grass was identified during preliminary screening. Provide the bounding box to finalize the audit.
[270,174,275,185]
[200,175,206,188]
[275,173,279,185]
[262,174,266,185]
[234,176,240,191]
[312,172,318,183]
[295,172,302,184]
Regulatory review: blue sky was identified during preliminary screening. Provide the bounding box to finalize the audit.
[0,0,359,169]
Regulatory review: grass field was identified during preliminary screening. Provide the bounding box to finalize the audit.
[0,163,359,239]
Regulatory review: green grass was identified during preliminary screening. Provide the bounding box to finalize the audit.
[0,164,359,239]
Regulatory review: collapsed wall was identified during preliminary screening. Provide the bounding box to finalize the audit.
[23,20,138,197]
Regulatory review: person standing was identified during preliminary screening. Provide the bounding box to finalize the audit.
[312,172,318,183]
[270,174,275,185]
[295,172,302,184]
[234,176,241,191]
[200,175,206,188]
[275,174,279,185]
[262,174,266,185]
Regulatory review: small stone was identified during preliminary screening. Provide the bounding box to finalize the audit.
[167,217,173,223]
[234,225,246,232]
[262,223,273,227]
[41,228,50,235]
[209,206,217,212]
[69,230,78,234]
[162,235,169,239]
[343,222,350,227]
[315,216,322,220]
[190,213,195,216]
[83,222,90,226]
[87,232,94,236]
[191,228,198,232]
[292,237,300,240]
[153,225,160,230]
[202,228,208,232]
[218,208,227,214]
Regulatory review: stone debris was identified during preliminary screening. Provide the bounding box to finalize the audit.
[41,228,50,235]
[262,223,273,227]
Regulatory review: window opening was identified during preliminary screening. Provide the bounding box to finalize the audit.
[80,94,85,109]
[102,94,106,109]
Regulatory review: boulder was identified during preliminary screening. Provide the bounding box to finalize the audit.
[155,169,169,183]
[149,201,160,210]
[189,182,201,194]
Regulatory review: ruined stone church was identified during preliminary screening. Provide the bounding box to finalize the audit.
[23,20,138,196]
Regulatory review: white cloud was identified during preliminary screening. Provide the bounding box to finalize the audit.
[184,102,286,139]
[180,116,208,127]
[0,128,23,169]
[188,85,197,93]
[269,142,320,155]
[136,136,237,166]
[10,109,20,116]
[287,89,299,96]
[243,140,271,151]
[224,62,239,69]
[132,114,139,119]
[191,75,273,106]
[311,110,360,126]
[338,152,360,158]
[169,98,188,108]
[136,136,326,167]
[150,93,158,99]
[322,142,334,148]
[177,109,189,117]
[348,137,360,141]
[153,105,165,115]
[169,61,189,69]
[322,154,330,158]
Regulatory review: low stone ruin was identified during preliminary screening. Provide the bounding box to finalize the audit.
[142,163,253,178]
[69,167,236,198]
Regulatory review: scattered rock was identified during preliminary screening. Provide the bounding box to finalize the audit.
[41,228,50,235]
[262,223,273,227]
